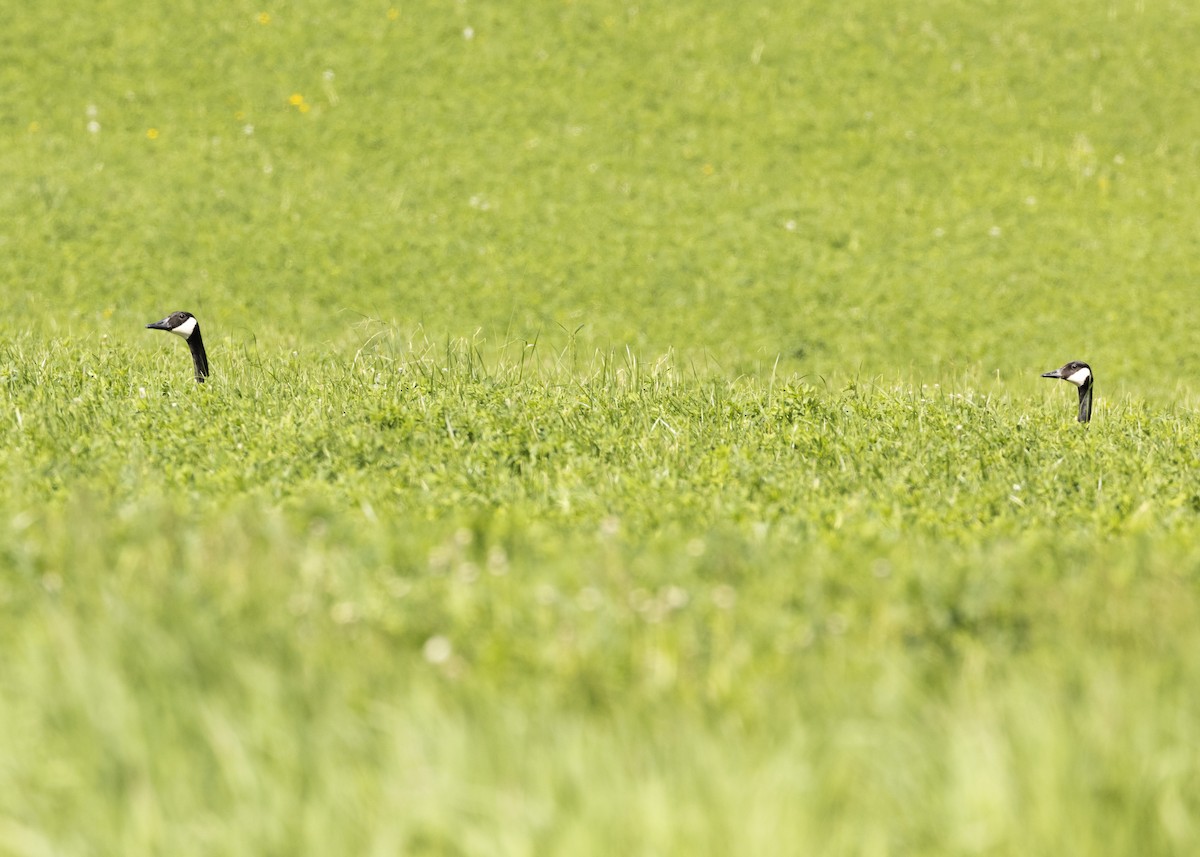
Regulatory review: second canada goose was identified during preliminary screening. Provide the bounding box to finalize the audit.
[146,311,209,383]
[1041,360,1092,422]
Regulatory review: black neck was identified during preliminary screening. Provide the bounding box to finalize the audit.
[188,328,210,383]
[1076,380,1092,423]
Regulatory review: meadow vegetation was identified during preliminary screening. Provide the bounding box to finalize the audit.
[2,1,1200,854]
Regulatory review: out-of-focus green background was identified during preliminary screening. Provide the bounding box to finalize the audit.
[6,0,1199,388]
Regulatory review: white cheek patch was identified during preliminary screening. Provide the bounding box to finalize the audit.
[1065,366,1091,387]
[170,316,198,339]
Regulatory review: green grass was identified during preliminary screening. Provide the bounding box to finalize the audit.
[3,1,1200,854]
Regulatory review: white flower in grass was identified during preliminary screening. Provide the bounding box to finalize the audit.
[711,584,737,610]
[422,635,453,664]
[486,546,509,576]
[577,587,603,611]
[662,586,689,610]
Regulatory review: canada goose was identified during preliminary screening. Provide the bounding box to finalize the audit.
[146,311,209,383]
[1041,360,1092,422]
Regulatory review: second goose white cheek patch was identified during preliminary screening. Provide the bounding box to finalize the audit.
[1065,366,1092,387]
[170,316,198,339]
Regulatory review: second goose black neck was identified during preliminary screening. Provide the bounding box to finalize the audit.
[188,328,209,383]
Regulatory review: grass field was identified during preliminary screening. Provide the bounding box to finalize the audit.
[3,1,1200,854]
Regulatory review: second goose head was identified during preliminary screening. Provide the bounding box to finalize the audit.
[147,311,209,383]
[1041,360,1092,422]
